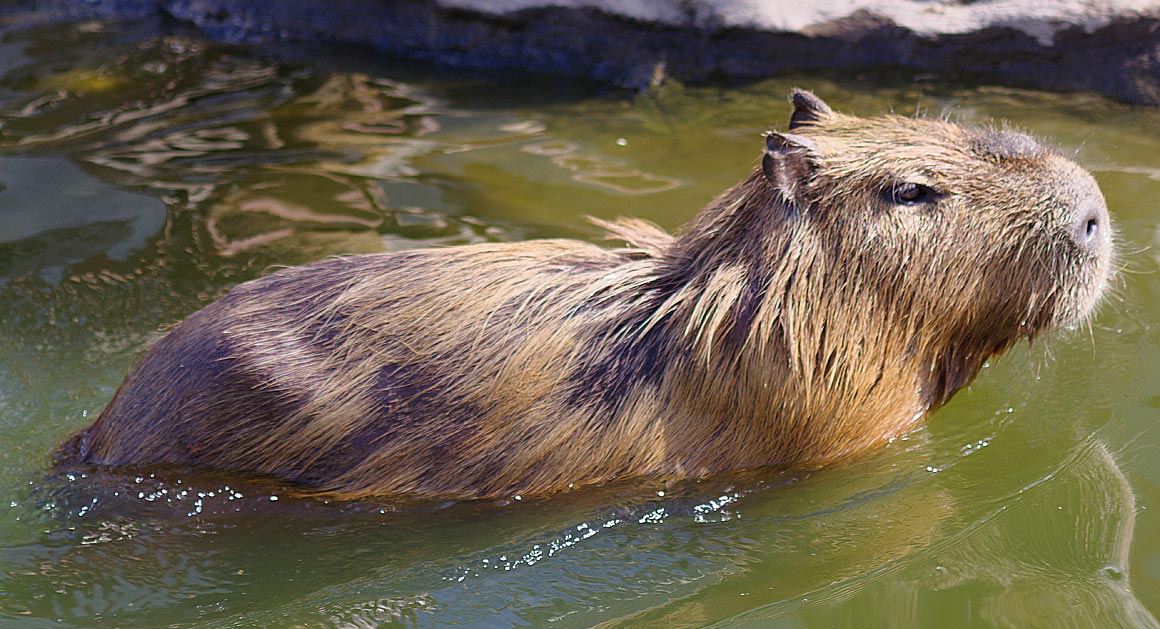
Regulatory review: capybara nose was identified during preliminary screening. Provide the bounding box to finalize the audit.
[1068,202,1109,256]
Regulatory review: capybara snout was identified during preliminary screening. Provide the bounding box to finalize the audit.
[61,90,1114,500]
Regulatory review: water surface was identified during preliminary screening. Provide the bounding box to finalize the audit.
[1,16,1158,628]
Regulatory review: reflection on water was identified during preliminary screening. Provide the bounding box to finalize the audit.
[522,139,682,195]
[1,15,1159,629]
[0,157,165,283]
[708,441,1157,629]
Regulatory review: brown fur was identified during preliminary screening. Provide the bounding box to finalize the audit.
[60,90,1114,500]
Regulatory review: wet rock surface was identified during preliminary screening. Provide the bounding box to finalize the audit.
[4,1,1159,103]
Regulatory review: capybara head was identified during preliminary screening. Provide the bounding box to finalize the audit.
[785,92,1110,329]
[62,90,1115,500]
[670,91,1112,413]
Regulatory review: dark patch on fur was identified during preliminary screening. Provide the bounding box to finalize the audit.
[566,300,679,417]
[726,273,768,349]
[373,362,455,418]
[286,362,484,488]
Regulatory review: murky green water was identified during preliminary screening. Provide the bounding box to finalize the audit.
[0,16,1158,628]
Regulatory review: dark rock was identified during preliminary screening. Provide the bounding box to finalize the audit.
[2,0,1158,104]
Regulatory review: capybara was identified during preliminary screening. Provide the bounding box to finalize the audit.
[60,90,1114,500]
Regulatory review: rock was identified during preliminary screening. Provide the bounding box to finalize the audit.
[4,0,1159,104]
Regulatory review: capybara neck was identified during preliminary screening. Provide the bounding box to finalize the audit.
[61,90,1114,500]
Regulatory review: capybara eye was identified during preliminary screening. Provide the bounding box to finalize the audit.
[891,182,934,205]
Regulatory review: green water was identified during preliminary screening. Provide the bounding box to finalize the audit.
[0,16,1158,628]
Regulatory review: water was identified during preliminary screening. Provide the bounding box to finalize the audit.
[0,16,1158,628]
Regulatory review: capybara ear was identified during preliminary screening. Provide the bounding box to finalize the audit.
[762,131,816,201]
[789,89,833,130]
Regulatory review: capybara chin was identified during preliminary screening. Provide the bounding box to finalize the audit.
[59,90,1114,500]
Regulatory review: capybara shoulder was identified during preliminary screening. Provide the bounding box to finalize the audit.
[62,90,1114,500]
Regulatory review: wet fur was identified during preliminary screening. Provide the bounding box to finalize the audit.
[62,91,1113,500]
